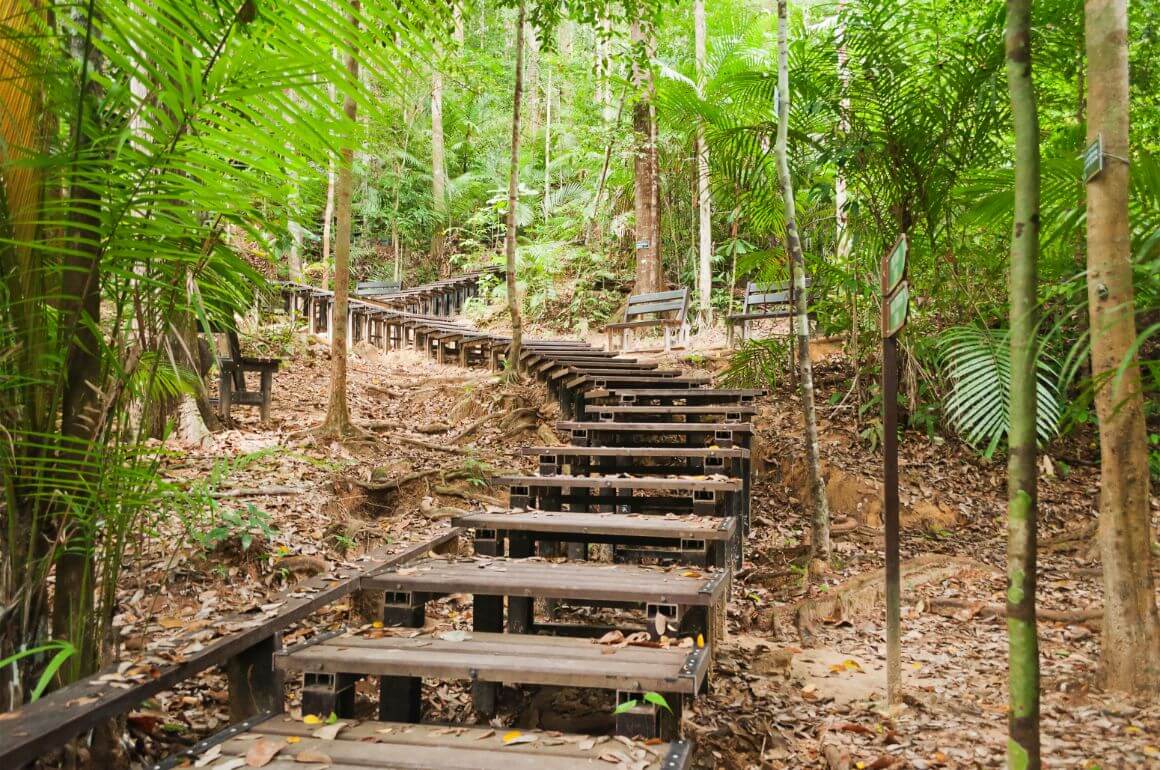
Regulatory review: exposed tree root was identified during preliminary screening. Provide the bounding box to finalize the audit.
[926,597,1102,624]
[210,485,301,499]
[419,499,470,520]
[432,484,507,508]
[357,468,440,492]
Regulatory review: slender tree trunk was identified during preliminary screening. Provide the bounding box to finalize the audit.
[431,65,446,267]
[631,19,661,294]
[1004,1,1042,766]
[321,3,359,435]
[543,67,552,221]
[525,22,540,138]
[1085,0,1160,694]
[321,159,335,290]
[775,0,830,562]
[504,0,526,376]
[694,0,712,328]
[836,0,853,354]
[54,22,106,680]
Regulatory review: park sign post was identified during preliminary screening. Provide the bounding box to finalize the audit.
[880,234,908,707]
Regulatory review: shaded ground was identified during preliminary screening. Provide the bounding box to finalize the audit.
[81,327,1159,769]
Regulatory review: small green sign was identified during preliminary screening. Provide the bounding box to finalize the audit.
[1084,134,1104,182]
[881,235,908,295]
[883,281,909,337]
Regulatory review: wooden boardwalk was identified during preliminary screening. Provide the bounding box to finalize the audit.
[0,271,761,770]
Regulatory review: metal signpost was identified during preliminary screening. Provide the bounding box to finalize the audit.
[880,234,908,707]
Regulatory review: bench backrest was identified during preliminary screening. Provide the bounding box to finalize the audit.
[743,279,812,314]
[623,288,689,323]
[356,279,402,295]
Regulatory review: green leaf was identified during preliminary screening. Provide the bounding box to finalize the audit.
[612,699,639,715]
[643,691,673,713]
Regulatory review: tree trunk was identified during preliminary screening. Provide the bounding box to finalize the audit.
[1085,0,1160,694]
[525,21,540,138]
[321,159,335,290]
[775,0,830,562]
[543,67,552,221]
[1004,1,1042,766]
[321,3,359,436]
[431,64,447,267]
[631,19,661,294]
[504,0,526,376]
[694,0,712,328]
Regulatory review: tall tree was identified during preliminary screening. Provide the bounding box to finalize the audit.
[631,17,661,294]
[504,0,527,375]
[775,0,830,562]
[430,64,447,268]
[693,0,712,328]
[1085,0,1160,693]
[321,2,360,436]
[1004,0,1041,765]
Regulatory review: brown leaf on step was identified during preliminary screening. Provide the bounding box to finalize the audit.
[596,629,625,645]
[244,737,283,767]
[475,729,495,740]
[312,721,348,740]
[294,749,334,764]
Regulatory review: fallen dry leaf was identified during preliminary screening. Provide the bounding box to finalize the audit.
[294,749,334,764]
[244,738,283,767]
[313,721,348,740]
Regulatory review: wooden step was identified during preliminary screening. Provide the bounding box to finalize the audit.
[519,445,749,460]
[584,404,758,422]
[453,510,738,568]
[557,421,754,451]
[276,630,710,697]
[364,557,727,609]
[493,474,742,493]
[586,387,767,404]
[203,715,693,769]
[564,374,711,390]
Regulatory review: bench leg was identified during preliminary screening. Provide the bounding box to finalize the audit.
[663,326,671,353]
[226,634,283,721]
[219,368,233,423]
[259,369,273,423]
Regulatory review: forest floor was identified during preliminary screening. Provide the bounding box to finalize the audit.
[105,324,1160,770]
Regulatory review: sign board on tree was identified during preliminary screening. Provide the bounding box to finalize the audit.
[881,235,908,296]
[883,281,909,338]
[1084,134,1104,183]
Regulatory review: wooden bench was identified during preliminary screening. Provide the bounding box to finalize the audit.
[186,715,694,770]
[276,631,707,740]
[215,329,280,423]
[725,279,812,345]
[355,278,402,297]
[604,289,691,352]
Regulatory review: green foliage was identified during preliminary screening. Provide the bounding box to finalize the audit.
[612,691,672,714]
[0,641,78,702]
[194,504,277,555]
[937,326,1061,457]
[720,338,788,389]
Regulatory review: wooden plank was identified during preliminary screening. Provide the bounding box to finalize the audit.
[363,558,727,606]
[518,446,750,459]
[211,725,691,770]
[275,637,701,694]
[627,289,687,304]
[494,475,742,492]
[624,300,685,317]
[452,510,736,540]
[584,405,757,416]
[557,421,754,434]
[309,631,693,663]
[0,530,462,770]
